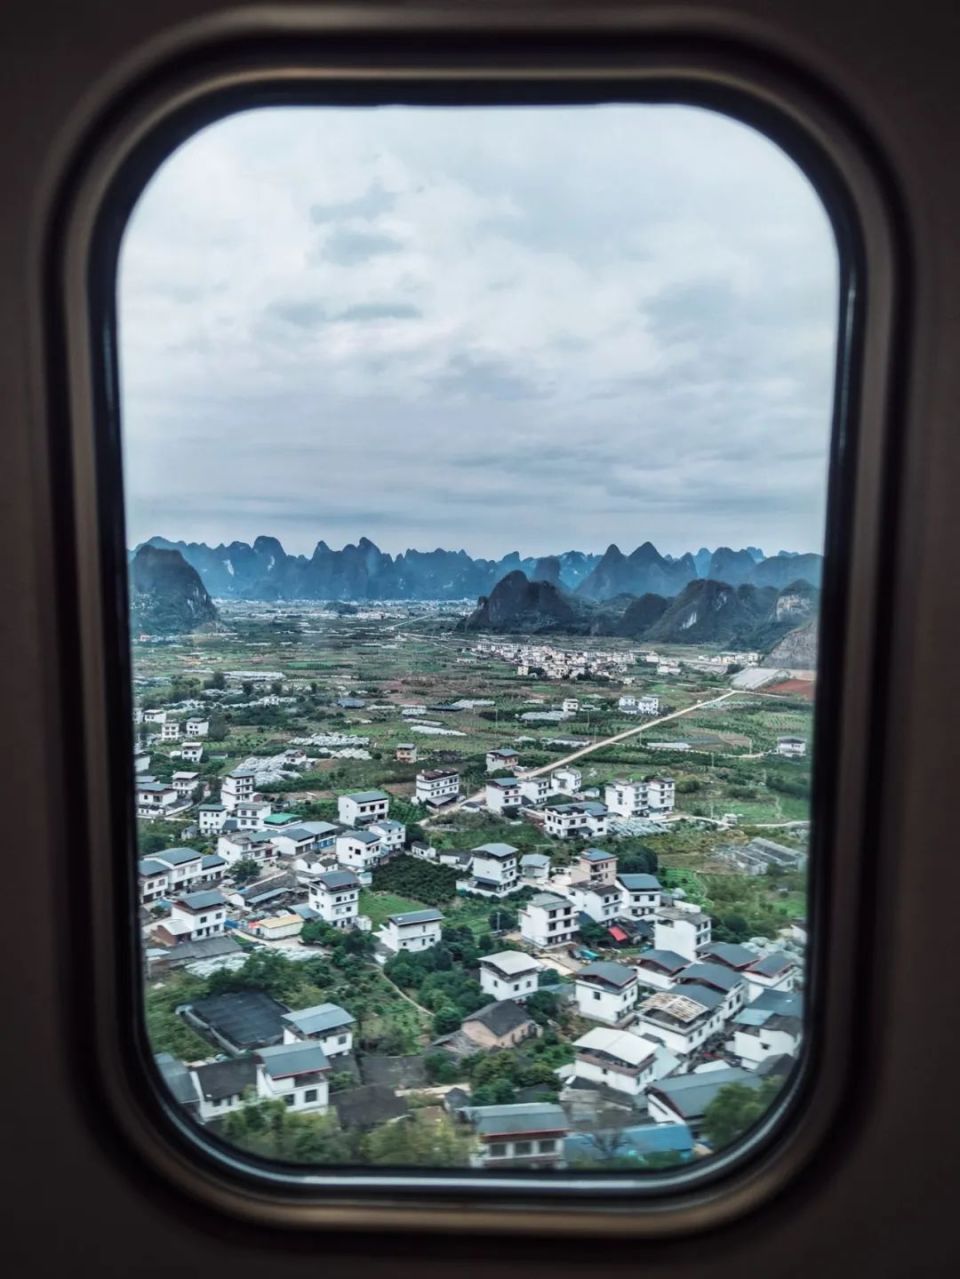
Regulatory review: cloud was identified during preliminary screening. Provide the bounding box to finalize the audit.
[118,104,838,558]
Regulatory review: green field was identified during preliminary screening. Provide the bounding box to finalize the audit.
[358,890,430,927]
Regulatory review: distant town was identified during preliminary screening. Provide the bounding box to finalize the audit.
[133,548,814,1172]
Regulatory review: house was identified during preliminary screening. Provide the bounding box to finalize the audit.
[282,1003,355,1057]
[478,951,543,1003]
[335,829,383,872]
[269,825,323,860]
[486,747,520,773]
[461,1000,539,1050]
[744,951,798,1002]
[338,789,390,827]
[647,777,676,811]
[574,961,640,1024]
[180,741,204,764]
[250,914,303,942]
[307,869,361,929]
[217,830,279,868]
[197,801,227,835]
[520,852,551,882]
[776,735,807,758]
[543,801,609,840]
[732,998,803,1069]
[185,717,209,737]
[646,1067,761,1133]
[466,842,519,896]
[618,694,660,716]
[190,1057,258,1123]
[574,847,618,885]
[634,984,727,1057]
[378,908,444,954]
[167,889,227,941]
[368,818,406,854]
[561,698,579,714]
[255,1041,330,1113]
[138,858,170,904]
[569,880,623,925]
[221,767,257,810]
[155,1052,201,1117]
[261,810,303,831]
[395,743,418,763]
[136,779,179,818]
[605,778,651,819]
[654,906,712,960]
[414,768,460,808]
[564,1121,693,1167]
[519,776,551,805]
[142,708,166,724]
[571,1026,660,1096]
[160,720,181,741]
[182,990,288,1053]
[134,751,151,774]
[172,770,199,797]
[485,776,521,815]
[634,949,690,991]
[232,800,272,831]
[550,766,582,793]
[678,961,748,1017]
[618,873,662,919]
[520,892,576,948]
[701,940,759,972]
[470,1102,568,1169]
[146,846,205,891]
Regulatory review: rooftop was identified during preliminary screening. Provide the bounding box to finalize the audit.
[314,870,360,892]
[464,1000,535,1037]
[188,990,287,1049]
[580,848,616,862]
[191,1057,257,1103]
[472,1102,567,1138]
[389,908,443,926]
[473,842,519,860]
[648,1068,759,1121]
[527,892,573,910]
[282,1003,355,1037]
[343,789,389,804]
[749,951,796,977]
[174,890,225,912]
[574,1026,658,1067]
[577,961,638,990]
[619,873,662,891]
[153,847,202,867]
[681,962,743,993]
[256,1041,330,1079]
[479,951,542,977]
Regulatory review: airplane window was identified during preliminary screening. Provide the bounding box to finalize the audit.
[119,103,836,1178]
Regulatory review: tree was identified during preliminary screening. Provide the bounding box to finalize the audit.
[205,671,226,690]
[432,1006,462,1036]
[220,1101,359,1164]
[231,857,261,886]
[488,906,517,932]
[242,680,254,697]
[701,1077,783,1151]
[363,1113,473,1167]
[270,679,284,695]
[207,712,228,741]
[525,990,559,1026]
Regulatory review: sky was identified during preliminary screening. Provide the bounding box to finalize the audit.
[118,103,839,560]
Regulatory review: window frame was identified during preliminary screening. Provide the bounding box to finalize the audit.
[46,10,904,1240]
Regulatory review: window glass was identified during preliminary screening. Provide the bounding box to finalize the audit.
[120,104,835,1174]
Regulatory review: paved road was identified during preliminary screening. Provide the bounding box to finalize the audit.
[424,689,739,823]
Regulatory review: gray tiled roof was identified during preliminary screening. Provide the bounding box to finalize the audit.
[282,1003,355,1036]
[256,1041,330,1078]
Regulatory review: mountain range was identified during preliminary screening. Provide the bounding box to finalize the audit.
[141,535,822,603]
[461,571,819,651]
[129,545,219,635]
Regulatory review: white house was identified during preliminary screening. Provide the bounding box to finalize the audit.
[143,708,166,724]
[604,779,651,819]
[550,766,582,794]
[307,869,361,929]
[569,880,623,925]
[647,777,676,812]
[255,1041,330,1114]
[543,802,608,840]
[634,984,726,1057]
[561,698,579,714]
[471,1103,568,1170]
[467,842,520,896]
[646,1067,759,1130]
[618,694,660,716]
[185,717,209,737]
[190,1058,258,1123]
[520,852,551,882]
[138,858,170,904]
[369,819,406,853]
[161,720,181,741]
[197,802,227,836]
[571,1026,659,1096]
[414,768,460,808]
[136,779,179,818]
[233,800,272,831]
[335,829,383,872]
[486,747,520,773]
[338,789,390,827]
[634,949,690,991]
[677,962,748,1018]
[282,1002,355,1057]
[221,767,257,810]
[574,961,639,1024]
[520,892,576,948]
[147,846,205,891]
[519,776,551,806]
[478,951,543,1003]
[167,889,227,941]
[172,770,199,797]
[574,847,618,885]
[485,777,521,815]
[654,907,712,961]
[217,830,278,868]
[378,908,444,954]
[776,736,807,758]
[617,873,662,920]
[395,743,418,763]
[275,820,338,859]
[731,1006,802,1069]
[743,951,798,1002]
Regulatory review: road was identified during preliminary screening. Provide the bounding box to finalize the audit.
[424,689,739,822]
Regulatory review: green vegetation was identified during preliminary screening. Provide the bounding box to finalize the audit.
[701,1076,784,1151]
[371,855,459,906]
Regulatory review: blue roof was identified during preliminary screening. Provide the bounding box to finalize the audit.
[153,847,202,867]
[581,848,616,862]
[565,1123,694,1164]
[619,873,662,890]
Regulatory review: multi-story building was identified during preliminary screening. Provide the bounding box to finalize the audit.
[197,802,227,835]
[569,880,623,926]
[378,908,444,953]
[395,743,418,763]
[368,818,406,854]
[160,720,181,741]
[335,829,383,872]
[634,948,690,991]
[135,779,179,818]
[337,789,390,827]
[478,951,542,1003]
[776,736,807,758]
[466,842,519,897]
[485,777,521,815]
[571,1027,660,1096]
[617,873,662,920]
[574,961,639,1024]
[634,984,727,1057]
[520,892,576,948]
[307,869,361,929]
[654,906,712,960]
[519,776,551,805]
[281,1002,356,1057]
[414,768,460,809]
[185,717,209,737]
[574,847,618,885]
[486,747,520,773]
[543,801,608,840]
[549,766,582,794]
[221,766,257,811]
[471,1103,568,1170]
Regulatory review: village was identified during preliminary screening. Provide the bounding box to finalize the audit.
[135,607,811,1171]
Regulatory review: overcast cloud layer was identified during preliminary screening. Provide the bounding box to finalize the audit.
[118,104,838,559]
